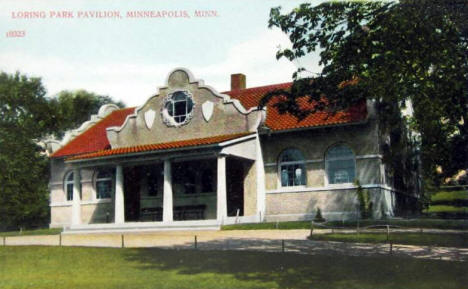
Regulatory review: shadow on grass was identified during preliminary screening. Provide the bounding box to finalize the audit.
[123,238,468,289]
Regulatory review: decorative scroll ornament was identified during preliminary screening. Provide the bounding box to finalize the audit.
[144,109,156,129]
[202,100,214,122]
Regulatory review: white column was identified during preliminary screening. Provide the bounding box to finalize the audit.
[163,160,173,223]
[217,154,227,223]
[114,165,125,224]
[71,168,81,226]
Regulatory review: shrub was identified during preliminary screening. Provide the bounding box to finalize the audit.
[356,180,373,219]
[314,208,325,222]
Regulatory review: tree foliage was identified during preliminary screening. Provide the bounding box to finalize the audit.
[50,90,125,137]
[0,72,124,230]
[267,0,468,187]
[0,72,53,229]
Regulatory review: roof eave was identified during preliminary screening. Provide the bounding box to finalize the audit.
[65,133,257,164]
[259,118,369,135]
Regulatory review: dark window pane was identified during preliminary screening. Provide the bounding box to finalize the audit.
[174,101,186,117]
[67,183,73,201]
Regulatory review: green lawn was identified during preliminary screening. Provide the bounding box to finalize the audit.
[222,221,312,230]
[222,218,468,230]
[309,232,468,248]
[0,246,466,289]
[0,228,62,237]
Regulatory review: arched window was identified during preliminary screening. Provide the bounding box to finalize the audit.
[96,170,113,199]
[279,149,306,187]
[326,144,356,184]
[64,171,74,201]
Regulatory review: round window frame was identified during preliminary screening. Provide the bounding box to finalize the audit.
[161,90,195,127]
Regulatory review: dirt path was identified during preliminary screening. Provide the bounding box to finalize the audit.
[2,229,467,262]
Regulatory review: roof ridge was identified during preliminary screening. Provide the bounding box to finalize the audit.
[222,82,292,95]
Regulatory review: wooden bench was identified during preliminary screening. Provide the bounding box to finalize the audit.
[174,205,206,220]
[140,207,162,221]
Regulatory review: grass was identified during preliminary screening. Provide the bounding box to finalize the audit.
[0,228,62,237]
[309,232,468,248]
[431,190,468,202]
[222,221,312,230]
[423,205,468,214]
[0,246,467,289]
[222,218,468,230]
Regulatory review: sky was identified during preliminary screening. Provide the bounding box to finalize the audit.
[1,0,323,107]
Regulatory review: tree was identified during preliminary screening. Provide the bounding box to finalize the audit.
[266,1,468,188]
[50,90,125,137]
[0,72,125,230]
[0,72,55,230]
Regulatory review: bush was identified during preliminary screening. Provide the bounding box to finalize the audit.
[356,180,373,219]
[314,208,325,222]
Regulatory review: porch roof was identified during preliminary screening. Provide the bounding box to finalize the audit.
[67,132,255,161]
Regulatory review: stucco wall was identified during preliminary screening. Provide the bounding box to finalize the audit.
[49,158,116,227]
[243,161,257,216]
[265,188,395,222]
[259,116,393,221]
[107,69,261,148]
[261,120,382,191]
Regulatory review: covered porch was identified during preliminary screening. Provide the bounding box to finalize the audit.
[64,133,264,233]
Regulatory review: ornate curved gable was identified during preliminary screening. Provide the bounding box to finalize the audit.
[106,68,264,149]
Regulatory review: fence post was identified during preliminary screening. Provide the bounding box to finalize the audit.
[59,233,62,246]
[2,236,5,246]
[194,235,197,249]
[281,239,285,253]
[121,234,124,248]
[389,242,393,255]
[386,225,390,242]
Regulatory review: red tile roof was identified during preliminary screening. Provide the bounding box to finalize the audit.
[224,83,367,131]
[68,132,254,161]
[53,82,367,159]
[51,107,135,158]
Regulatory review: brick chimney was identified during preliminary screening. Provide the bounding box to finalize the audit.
[231,73,246,91]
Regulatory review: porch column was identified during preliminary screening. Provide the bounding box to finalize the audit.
[163,160,173,222]
[217,154,227,223]
[71,168,81,225]
[114,165,125,224]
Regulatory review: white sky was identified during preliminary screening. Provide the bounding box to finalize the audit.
[0,0,323,107]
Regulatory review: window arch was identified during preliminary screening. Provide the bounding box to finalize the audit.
[278,148,306,187]
[326,144,356,184]
[64,171,74,201]
[95,170,113,199]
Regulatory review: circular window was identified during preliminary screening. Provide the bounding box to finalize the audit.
[162,90,194,126]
